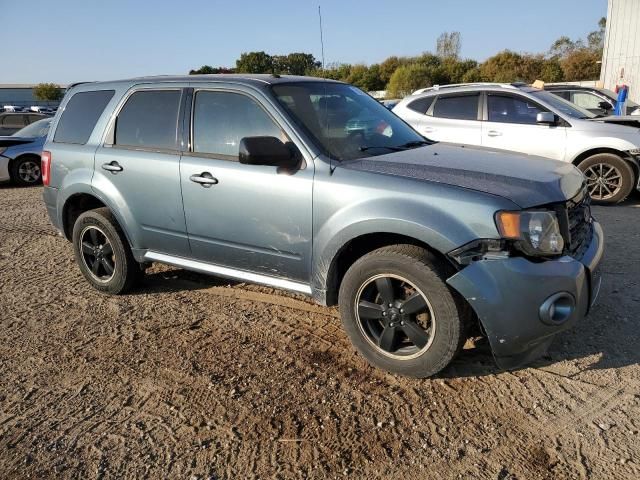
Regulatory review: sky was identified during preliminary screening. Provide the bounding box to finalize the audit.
[2,0,607,85]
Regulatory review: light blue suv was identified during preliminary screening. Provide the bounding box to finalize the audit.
[42,75,603,377]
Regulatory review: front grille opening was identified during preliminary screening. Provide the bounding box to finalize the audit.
[565,189,593,260]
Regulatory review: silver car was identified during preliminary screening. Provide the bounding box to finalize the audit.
[393,83,640,204]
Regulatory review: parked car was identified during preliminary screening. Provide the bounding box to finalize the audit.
[0,112,49,136]
[544,84,640,116]
[42,75,603,378]
[0,118,51,185]
[381,99,401,110]
[393,83,640,204]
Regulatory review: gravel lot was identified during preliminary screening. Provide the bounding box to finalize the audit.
[1,185,639,479]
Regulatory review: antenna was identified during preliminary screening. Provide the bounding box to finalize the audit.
[318,5,325,73]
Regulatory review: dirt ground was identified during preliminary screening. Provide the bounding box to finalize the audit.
[0,185,639,480]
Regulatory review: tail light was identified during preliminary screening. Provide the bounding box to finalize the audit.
[41,150,51,186]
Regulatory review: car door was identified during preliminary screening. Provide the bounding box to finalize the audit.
[179,87,313,283]
[420,93,482,146]
[93,87,190,256]
[482,92,567,161]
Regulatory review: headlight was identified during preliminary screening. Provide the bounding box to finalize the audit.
[495,210,564,256]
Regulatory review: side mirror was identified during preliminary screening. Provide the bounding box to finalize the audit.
[536,112,557,125]
[598,101,613,111]
[239,136,299,169]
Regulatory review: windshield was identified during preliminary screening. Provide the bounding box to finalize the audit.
[531,90,597,119]
[13,118,52,137]
[271,82,428,161]
[600,88,639,108]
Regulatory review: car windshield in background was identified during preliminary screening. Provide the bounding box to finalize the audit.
[531,90,597,119]
[271,82,428,161]
[12,118,52,137]
[600,88,640,108]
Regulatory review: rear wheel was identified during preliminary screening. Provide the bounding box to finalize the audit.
[577,153,634,204]
[72,208,141,294]
[10,155,42,186]
[338,245,467,378]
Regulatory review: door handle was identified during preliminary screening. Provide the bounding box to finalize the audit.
[102,161,123,173]
[190,171,218,187]
[423,127,435,133]
[487,130,502,137]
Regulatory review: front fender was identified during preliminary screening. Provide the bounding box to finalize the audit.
[311,167,519,303]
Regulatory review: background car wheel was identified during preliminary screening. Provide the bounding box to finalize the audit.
[577,153,634,204]
[10,155,42,186]
[338,244,467,378]
[72,207,142,294]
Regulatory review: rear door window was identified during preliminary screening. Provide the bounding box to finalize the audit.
[114,90,181,151]
[487,94,546,125]
[432,94,479,120]
[54,90,115,144]
[570,91,605,110]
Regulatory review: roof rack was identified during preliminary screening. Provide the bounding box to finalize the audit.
[412,82,522,96]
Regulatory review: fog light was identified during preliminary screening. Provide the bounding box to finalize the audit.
[539,292,575,325]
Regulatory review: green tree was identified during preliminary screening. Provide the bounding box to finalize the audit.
[587,17,607,53]
[561,49,601,81]
[539,59,564,82]
[479,51,549,83]
[279,53,319,75]
[387,64,447,98]
[236,51,274,73]
[189,65,234,74]
[442,58,478,83]
[436,31,461,59]
[33,83,63,102]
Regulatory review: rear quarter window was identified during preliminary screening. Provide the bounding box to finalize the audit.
[54,90,115,144]
[407,96,435,114]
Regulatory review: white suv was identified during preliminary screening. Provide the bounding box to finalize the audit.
[393,83,640,204]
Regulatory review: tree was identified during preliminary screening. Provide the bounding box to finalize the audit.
[189,65,234,74]
[436,32,461,59]
[561,49,601,81]
[442,58,478,83]
[278,53,319,75]
[539,59,564,82]
[479,51,552,83]
[33,83,63,102]
[236,51,274,73]
[548,36,581,59]
[387,64,447,98]
[587,16,607,53]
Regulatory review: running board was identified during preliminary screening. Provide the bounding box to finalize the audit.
[143,251,312,295]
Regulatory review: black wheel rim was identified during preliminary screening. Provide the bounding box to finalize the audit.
[584,163,622,200]
[18,160,41,183]
[355,274,436,359]
[79,226,116,282]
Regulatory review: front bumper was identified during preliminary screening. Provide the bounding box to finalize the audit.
[447,221,604,369]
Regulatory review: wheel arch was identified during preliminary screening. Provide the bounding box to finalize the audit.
[320,232,456,307]
[571,147,639,182]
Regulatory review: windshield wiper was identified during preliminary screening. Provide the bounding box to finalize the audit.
[359,140,432,153]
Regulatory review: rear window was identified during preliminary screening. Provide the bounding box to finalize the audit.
[407,96,435,114]
[432,94,479,120]
[114,90,181,151]
[54,90,114,144]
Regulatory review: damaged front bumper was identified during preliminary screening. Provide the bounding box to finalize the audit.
[447,221,604,370]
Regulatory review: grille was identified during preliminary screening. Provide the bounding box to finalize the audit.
[565,189,593,259]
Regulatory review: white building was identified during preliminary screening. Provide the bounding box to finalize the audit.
[600,0,640,103]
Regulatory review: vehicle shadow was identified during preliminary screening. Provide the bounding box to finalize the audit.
[130,268,241,295]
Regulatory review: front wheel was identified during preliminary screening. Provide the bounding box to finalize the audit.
[578,153,635,204]
[338,245,467,378]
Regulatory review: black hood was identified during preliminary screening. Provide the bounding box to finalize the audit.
[339,143,584,208]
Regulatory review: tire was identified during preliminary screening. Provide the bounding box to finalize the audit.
[10,155,42,186]
[577,153,634,204]
[72,207,141,294]
[338,245,467,378]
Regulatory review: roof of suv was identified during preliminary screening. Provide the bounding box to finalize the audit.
[69,74,342,90]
